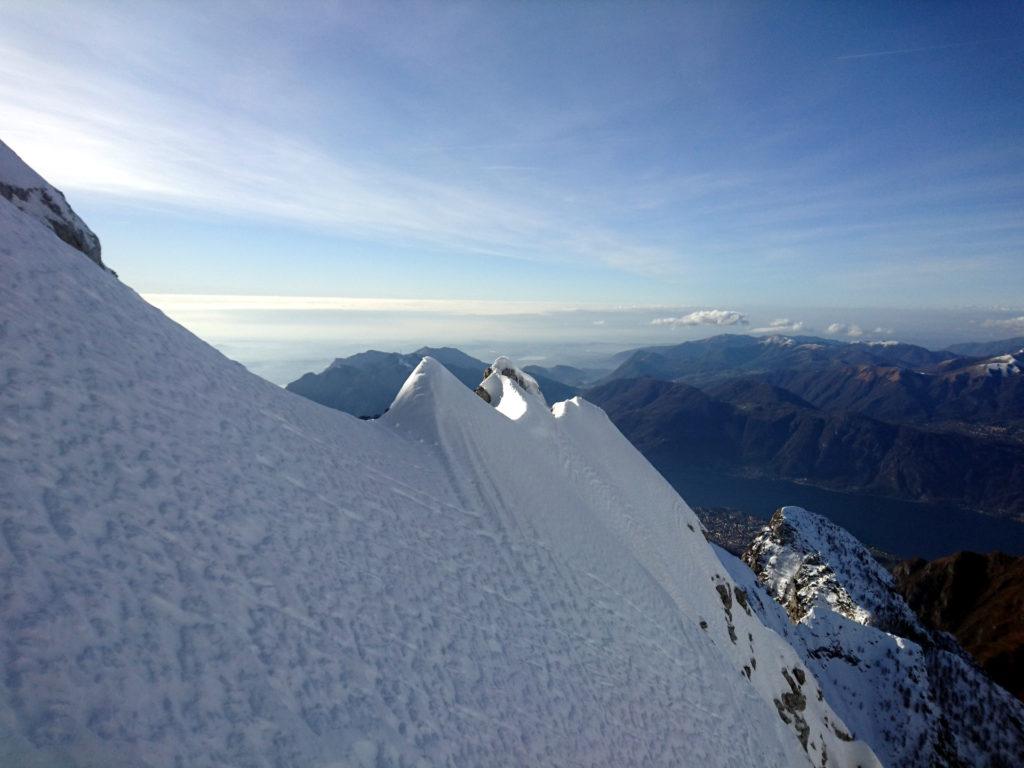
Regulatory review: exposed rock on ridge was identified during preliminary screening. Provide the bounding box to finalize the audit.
[735,506,1024,767]
[0,138,109,272]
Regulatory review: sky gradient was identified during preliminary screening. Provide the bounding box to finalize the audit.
[1,1,1023,379]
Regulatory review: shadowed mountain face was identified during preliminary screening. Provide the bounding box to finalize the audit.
[603,334,955,386]
[893,552,1024,702]
[523,363,606,388]
[286,347,577,417]
[762,360,1024,437]
[601,335,1024,438]
[584,377,1024,519]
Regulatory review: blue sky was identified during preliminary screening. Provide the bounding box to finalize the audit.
[2,1,1023,378]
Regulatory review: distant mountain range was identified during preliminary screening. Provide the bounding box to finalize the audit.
[762,355,1024,433]
[947,336,1024,357]
[601,334,955,385]
[523,363,605,388]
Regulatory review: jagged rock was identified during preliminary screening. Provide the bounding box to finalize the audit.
[725,506,1024,767]
[0,140,110,273]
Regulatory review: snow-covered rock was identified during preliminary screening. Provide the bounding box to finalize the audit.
[474,356,544,406]
[0,138,107,272]
[737,506,1024,767]
[978,353,1021,376]
[0,154,880,766]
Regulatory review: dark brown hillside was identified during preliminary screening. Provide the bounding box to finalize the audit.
[893,552,1024,701]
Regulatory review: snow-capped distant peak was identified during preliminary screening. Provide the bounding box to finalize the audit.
[979,353,1021,375]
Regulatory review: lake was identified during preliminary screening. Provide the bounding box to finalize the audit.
[651,461,1024,560]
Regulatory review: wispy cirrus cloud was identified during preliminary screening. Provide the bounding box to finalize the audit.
[2,3,1022,308]
[0,9,683,276]
[143,293,593,317]
[836,39,1000,61]
[651,309,748,327]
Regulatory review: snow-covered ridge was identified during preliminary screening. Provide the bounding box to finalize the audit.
[0,157,879,766]
[743,506,924,638]
[0,138,107,272]
[738,506,1024,767]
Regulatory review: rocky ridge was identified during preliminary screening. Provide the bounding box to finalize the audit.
[731,507,1024,767]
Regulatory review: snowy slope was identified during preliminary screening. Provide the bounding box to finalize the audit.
[735,507,1024,767]
[386,360,878,767]
[0,165,879,765]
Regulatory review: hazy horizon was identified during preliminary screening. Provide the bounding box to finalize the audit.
[140,294,1024,385]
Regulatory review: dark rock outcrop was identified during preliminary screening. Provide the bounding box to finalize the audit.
[0,139,109,273]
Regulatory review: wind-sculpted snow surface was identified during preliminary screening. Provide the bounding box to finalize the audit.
[0,185,878,765]
[737,507,1024,767]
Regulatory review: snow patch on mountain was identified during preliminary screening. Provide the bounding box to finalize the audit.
[759,335,797,347]
[979,353,1021,376]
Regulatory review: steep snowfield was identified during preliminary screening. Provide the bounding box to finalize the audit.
[736,507,1024,767]
[0,185,883,765]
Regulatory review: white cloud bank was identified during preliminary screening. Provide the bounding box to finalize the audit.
[826,322,864,338]
[751,318,806,334]
[651,309,748,327]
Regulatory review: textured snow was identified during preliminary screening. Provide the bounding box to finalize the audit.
[0,189,879,765]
